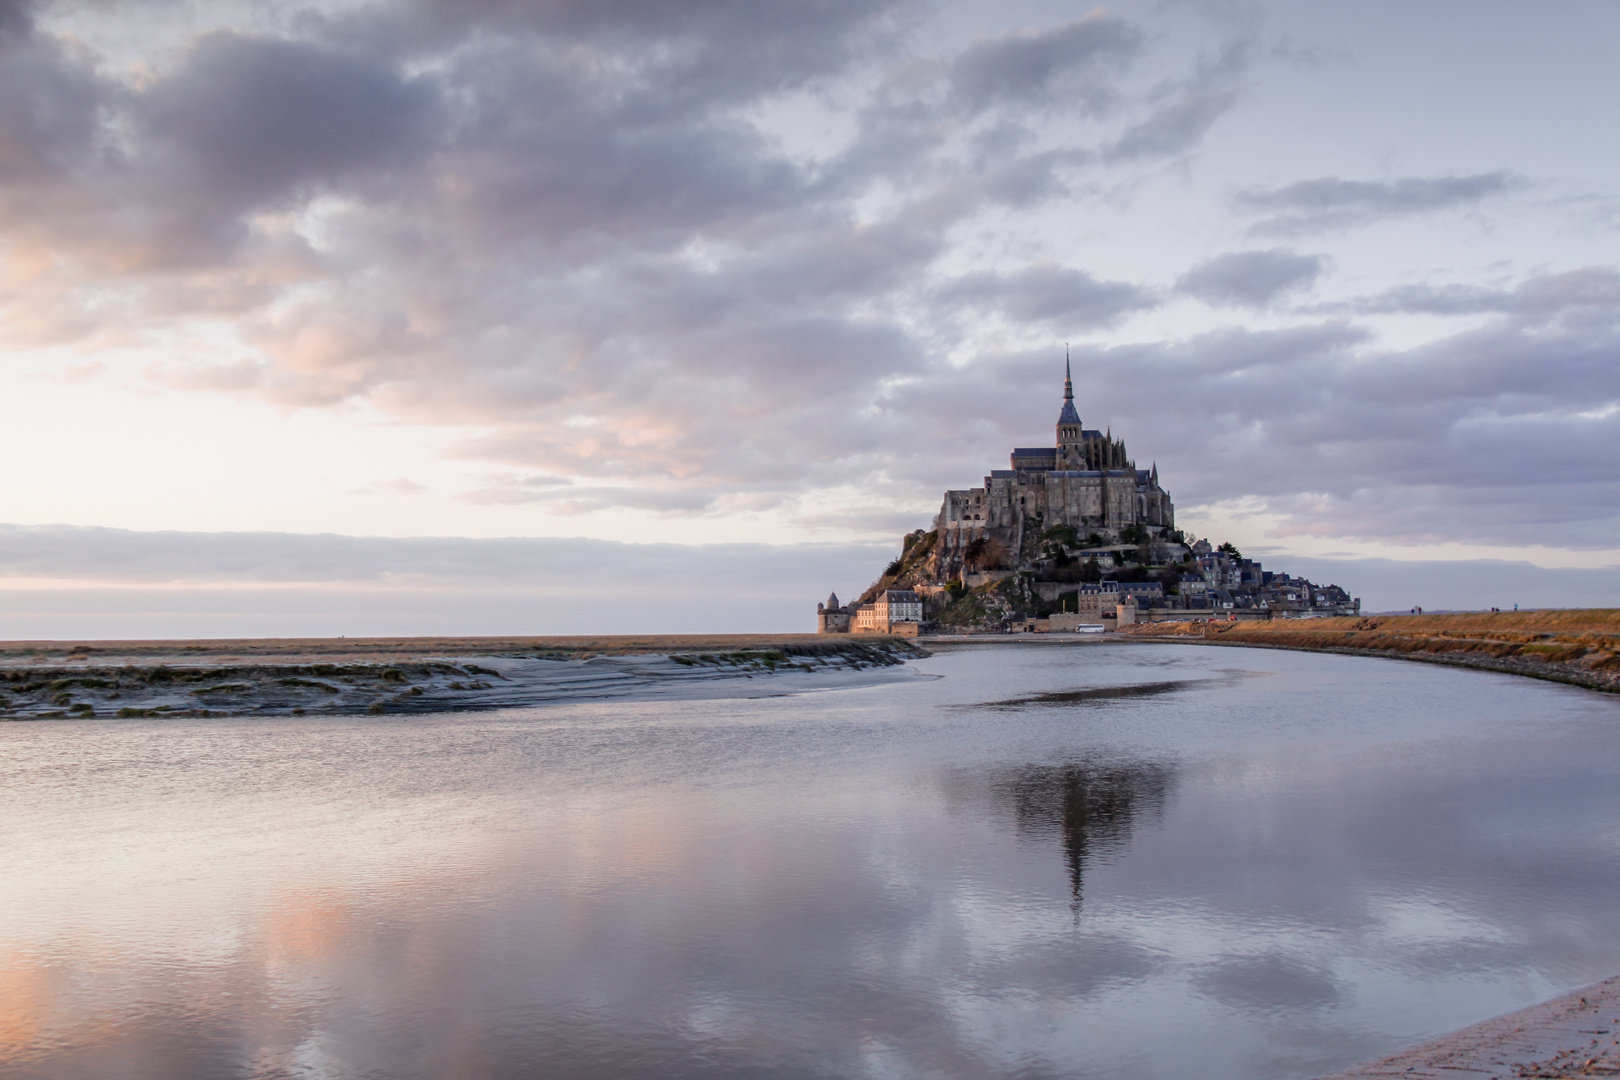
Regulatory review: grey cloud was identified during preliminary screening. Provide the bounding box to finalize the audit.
[1176,248,1324,307]
[938,264,1156,326]
[1323,267,1620,319]
[5,2,1609,561]
[949,15,1141,113]
[1103,41,1252,163]
[0,24,103,189]
[1237,171,1522,235]
[382,0,902,108]
[0,524,897,635]
[0,521,890,591]
[0,0,32,40]
[140,33,439,213]
[458,484,715,515]
[1044,308,1620,548]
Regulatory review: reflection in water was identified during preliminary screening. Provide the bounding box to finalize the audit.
[978,759,1177,910]
[971,678,1199,710]
[2,644,1620,1079]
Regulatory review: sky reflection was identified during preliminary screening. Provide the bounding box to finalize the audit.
[1,644,1618,1079]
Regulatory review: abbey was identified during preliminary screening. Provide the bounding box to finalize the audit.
[936,361,1174,579]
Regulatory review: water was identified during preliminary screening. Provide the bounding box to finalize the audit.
[2,642,1619,1080]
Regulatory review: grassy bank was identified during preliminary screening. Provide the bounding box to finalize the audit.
[1121,610,1620,693]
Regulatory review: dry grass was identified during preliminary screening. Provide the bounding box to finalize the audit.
[1120,610,1620,689]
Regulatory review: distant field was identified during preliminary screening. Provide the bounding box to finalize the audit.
[1122,610,1620,692]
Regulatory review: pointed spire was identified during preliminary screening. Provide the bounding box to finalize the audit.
[1056,345,1081,427]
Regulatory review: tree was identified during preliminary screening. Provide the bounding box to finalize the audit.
[963,537,1008,571]
[1218,541,1242,559]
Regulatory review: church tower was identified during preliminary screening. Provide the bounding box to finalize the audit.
[1056,354,1085,468]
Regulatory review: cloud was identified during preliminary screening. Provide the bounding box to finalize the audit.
[937,263,1157,326]
[1236,171,1523,235]
[1047,296,1620,549]
[1316,267,1620,319]
[948,14,1142,113]
[1,1,1610,567]
[0,522,885,586]
[1175,248,1323,307]
[1102,40,1252,163]
[0,523,895,635]
[0,0,1250,448]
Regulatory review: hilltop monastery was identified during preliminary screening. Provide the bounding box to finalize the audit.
[935,360,1173,581]
[818,362,1360,634]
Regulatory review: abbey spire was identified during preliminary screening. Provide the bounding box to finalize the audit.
[1057,350,1081,425]
[1056,349,1084,465]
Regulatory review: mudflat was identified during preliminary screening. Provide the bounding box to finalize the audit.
[0,633,890,664]
[0,635,927,718]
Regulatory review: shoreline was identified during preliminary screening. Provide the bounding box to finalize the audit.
[1117,611,1620,695]
[1124,633,1620,694]
[0,637,928,719]
[1319,974,1620,1079]
[920,610,1620,695]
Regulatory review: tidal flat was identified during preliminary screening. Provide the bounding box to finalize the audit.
[0,637,924,718]
[1,642,1618,1079]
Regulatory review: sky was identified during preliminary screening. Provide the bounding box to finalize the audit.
[1,0,1618,635]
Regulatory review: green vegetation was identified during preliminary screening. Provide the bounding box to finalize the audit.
[48,677,109,692]
[277,678,340,693]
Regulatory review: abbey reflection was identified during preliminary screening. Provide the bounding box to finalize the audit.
[988,760,1177,910]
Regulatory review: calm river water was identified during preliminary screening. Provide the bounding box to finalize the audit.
[3,643,1620,1080]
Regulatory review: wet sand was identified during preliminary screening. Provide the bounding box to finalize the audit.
[0,636,927,718]
[1321,976,1620,1079]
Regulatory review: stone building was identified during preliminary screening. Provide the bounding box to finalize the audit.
[936,362,1175,579]
[816,593,852,634]
[850,589,924,635]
